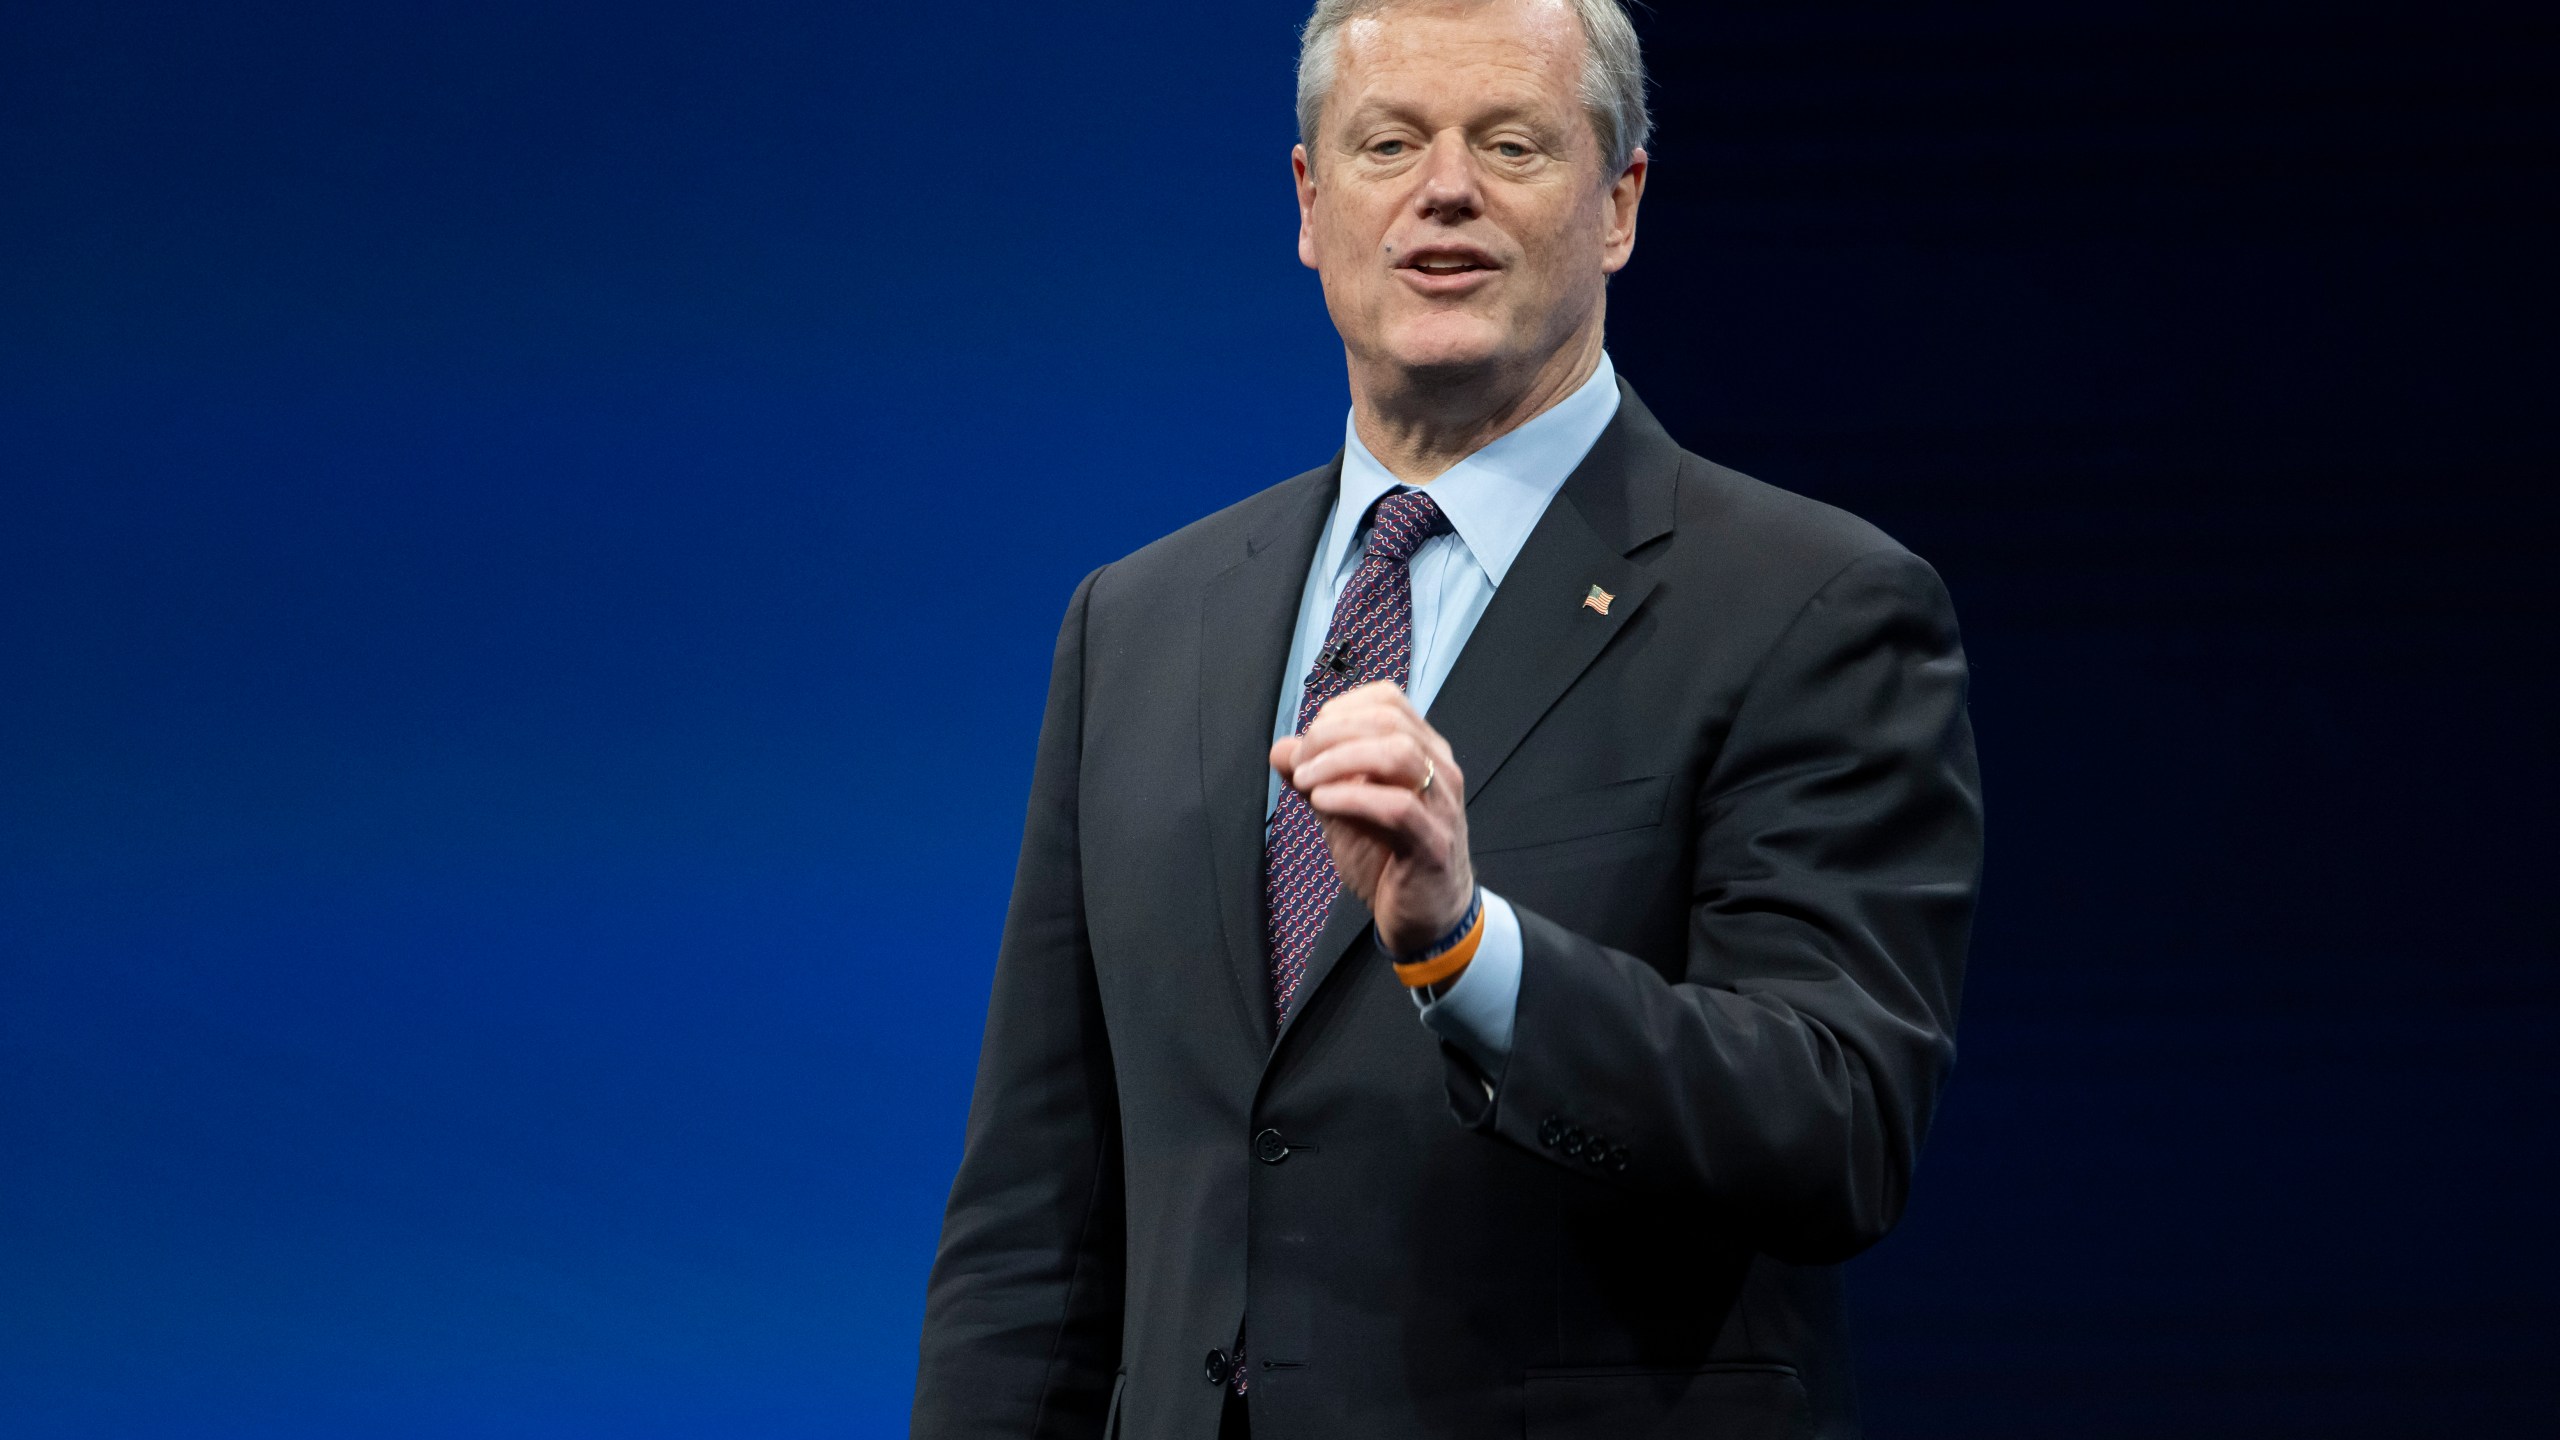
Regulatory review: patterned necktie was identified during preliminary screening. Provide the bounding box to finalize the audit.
[1263,488,1446,1027]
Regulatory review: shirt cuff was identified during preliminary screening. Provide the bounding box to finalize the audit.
[1412,889,1521,1082]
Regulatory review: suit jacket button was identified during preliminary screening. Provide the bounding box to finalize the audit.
[1205,1349,1232,1385]
[1561,1127,1587,1157]
[1607,1145,1631,1173]
[1253,1128,1290,1164]
[1539,1116,1565,1147]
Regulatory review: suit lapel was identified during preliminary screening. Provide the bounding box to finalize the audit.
[1430,383,1680,805]
[1200,464,1338,1047]
[1271,382,1684,1046]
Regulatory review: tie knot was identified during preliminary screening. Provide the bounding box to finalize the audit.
[1364,489,1446,565]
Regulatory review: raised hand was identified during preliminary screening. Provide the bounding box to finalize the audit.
[1269,680,1475,957]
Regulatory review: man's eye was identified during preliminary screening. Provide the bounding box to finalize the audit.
[1374,140,1407,157]
[1496,142,1529,158]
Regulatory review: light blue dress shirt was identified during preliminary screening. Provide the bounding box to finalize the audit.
[1267,353,1622,1081]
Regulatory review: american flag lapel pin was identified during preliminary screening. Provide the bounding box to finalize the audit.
[1583,584,1613,616]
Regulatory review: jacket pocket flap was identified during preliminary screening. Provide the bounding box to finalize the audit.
[1524,1363,1811,1439]
[1471,774,1670,854]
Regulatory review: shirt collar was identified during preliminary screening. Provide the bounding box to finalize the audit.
[1326,351,1622,588]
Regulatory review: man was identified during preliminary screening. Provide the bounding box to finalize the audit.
[912,2,1981,1437]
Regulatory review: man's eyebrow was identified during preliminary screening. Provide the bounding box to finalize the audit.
[1333,97,1561,137]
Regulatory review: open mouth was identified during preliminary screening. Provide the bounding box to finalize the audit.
[1401,248,1498,279]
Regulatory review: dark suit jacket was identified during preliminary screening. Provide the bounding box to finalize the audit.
[913,383,1982,1440]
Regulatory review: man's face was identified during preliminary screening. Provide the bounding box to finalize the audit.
[1295,0,1645,385]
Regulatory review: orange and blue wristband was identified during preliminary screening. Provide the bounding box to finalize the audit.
[1390,889,1486,990]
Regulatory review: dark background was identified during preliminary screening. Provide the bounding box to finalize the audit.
[3,1,2551,1435]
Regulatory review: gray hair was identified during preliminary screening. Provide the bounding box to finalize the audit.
[1295,0,1652,175]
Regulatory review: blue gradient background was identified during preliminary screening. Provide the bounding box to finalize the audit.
[4,2,2553,1436]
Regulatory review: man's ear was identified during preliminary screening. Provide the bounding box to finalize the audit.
[1294,144,1321,271]
[1600,147,1648,275]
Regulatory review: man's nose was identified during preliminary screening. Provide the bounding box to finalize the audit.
[1412,132,1482,222]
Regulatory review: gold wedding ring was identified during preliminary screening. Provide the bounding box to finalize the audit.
[1418,757,1436,797]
